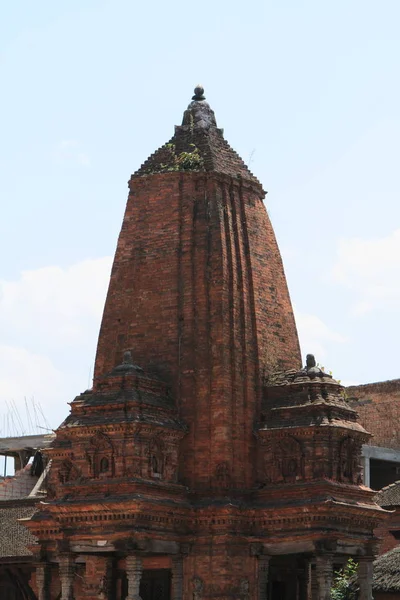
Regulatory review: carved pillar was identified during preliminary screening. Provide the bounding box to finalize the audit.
[314,554,333,600]
[36,562,50,600]
[125,555,143,600]
[59,554,75,600]
[258,555,270,600]
[104,557,114,600]
[358,557,374,600]
[172,555,184,600]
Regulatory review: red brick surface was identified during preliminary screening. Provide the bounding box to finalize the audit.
[94,172,301,490]
[347,380,400,448]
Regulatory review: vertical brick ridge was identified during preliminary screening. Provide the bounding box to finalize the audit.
[175,174,195,483]
[222,182,237,484]
[177,174,185,409]
[190,180,199,484]
[229,181,249,486]
[205,179,214,488]
[238,180,262,482]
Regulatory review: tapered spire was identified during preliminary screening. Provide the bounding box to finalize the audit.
[94,86,301,489]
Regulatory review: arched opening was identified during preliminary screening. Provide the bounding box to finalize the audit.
[99,457,109,473]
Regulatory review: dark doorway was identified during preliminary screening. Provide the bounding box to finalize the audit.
[370,458,400,490]
[271,580,286,600]
[140,569,171,600]
[268,555,311,600]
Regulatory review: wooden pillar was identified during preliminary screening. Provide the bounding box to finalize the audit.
[258,555,270,600]
[172,555,184,600]
[358,557,374,600]
[314,555,333,600]
[59,554,75,600]
[125,555,143,600]
[35,562,50,600]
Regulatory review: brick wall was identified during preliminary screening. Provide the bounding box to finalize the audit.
[347,380,400,448]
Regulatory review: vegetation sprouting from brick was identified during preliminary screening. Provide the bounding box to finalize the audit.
[331,558,358,600]
[148,143,204,174]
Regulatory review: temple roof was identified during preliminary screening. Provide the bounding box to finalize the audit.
[133,86,263,188]
[375,479,400,507]
[373,546,400,592]
[0,501,38,558]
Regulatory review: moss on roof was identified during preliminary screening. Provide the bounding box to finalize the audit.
[373,546,400,592]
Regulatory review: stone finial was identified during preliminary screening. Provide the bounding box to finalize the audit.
[122,350,133,365]
[303,353,332,379]
[306,354,316,369]
[192,85,205,101]
[113,349,144,374]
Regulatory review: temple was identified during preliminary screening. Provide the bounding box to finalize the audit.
[2,87,389,599]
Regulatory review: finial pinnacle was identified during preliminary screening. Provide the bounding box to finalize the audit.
[192,85,205,101]
[122,350,133,365]
[306,354,316,369]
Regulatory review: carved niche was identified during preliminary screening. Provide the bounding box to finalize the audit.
[87,432,115,478]
[337,436,360,484]
[214,461,231,489]
[149,438,164,479]
[274,436,305,483]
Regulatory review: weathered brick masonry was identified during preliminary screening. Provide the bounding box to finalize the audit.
[348,380,400,449]
[22,87,387,600]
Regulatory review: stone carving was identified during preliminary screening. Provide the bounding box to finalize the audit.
[193,576,203,600]
[338,437,359,484]
[87,431,114,478]
[240,578,250,599]
[302,354,332,379]
[215,462,231,488]
[275,437,304,482]
[149,438,164,478]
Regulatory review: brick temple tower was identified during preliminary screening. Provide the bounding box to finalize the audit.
[26,87,387,600]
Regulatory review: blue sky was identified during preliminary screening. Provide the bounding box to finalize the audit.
[1,0,400,435]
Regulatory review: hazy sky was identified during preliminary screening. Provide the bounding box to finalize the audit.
[1,0,400,435]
